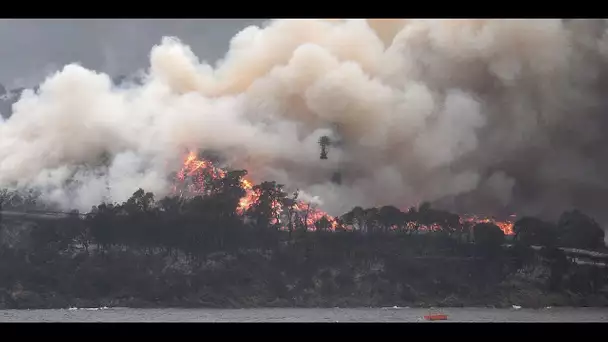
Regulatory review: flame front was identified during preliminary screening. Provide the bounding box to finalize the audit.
[173,151,514,235]
[237,178,255,213]
[173,151,337,230]
[461,214,515,235]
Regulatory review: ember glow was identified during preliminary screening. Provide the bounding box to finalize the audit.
[461,214,516,235]
[173,151,337,230]
[173,151,226,197]
[172,151,514,235]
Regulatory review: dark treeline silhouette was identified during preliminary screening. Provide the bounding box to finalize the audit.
[0,169,607,309]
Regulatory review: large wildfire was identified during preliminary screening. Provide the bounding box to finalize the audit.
[173,151,514,234]
[2,19,608,233]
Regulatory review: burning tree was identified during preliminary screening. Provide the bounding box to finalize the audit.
[171,151,339,232]
[144,150,519,240]
[247,181,287,229]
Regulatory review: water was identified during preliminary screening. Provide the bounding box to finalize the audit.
[1,307,608,322]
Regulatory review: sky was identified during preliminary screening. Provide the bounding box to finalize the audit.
[0,19,265,89]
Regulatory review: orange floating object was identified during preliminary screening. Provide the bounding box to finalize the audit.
[424,314,448,321]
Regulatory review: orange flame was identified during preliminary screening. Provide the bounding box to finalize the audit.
[174,151,514,235]
[174,151,337,230]
[460,214,515,235]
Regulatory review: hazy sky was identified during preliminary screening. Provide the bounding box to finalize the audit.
[0,19,265,88]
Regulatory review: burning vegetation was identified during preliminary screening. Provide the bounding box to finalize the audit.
[172,151,514,236]
[0,151,606,311]
[174,151,339,230]
[3,19,608,310]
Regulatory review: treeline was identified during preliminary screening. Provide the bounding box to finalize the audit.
[0,170,607,309]
[0,169,605,259]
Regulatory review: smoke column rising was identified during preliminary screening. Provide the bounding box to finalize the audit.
[1,19,608,223]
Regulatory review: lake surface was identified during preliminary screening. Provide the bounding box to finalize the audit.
[1,307,608,322]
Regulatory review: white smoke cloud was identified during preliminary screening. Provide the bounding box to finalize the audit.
[1,19,608,220]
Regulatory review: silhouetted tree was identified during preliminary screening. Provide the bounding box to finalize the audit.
[248,181,287,230]
[157,195,185,256]
[514,216,557,247]
[87,203,120,252]
[556,210,604,250]
[415,202,462,234]
[473,222,505,263]
[293,201,312,232]
[341,206,367,233]
[376,206,404,233]
[122,189,158,251]
[473,222,505,247]
[314,216,333,232]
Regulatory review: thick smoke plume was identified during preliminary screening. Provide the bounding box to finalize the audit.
[2,19,608,222]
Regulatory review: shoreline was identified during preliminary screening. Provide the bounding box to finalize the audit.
[3,304,608,311]
[4,291,608,310]
[2,243,608,311]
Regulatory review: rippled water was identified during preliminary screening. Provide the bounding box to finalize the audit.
[1,307,608,322]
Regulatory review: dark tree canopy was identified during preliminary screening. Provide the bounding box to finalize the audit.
[473,222,505,247]
[314,216,333,232]
[377,205,405,231]
[414,202,462,234]
[248,181,287,229]
[557,210,605,250]
[514,216,557,247]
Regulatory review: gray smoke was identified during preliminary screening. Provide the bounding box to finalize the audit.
[1,19,608,223]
